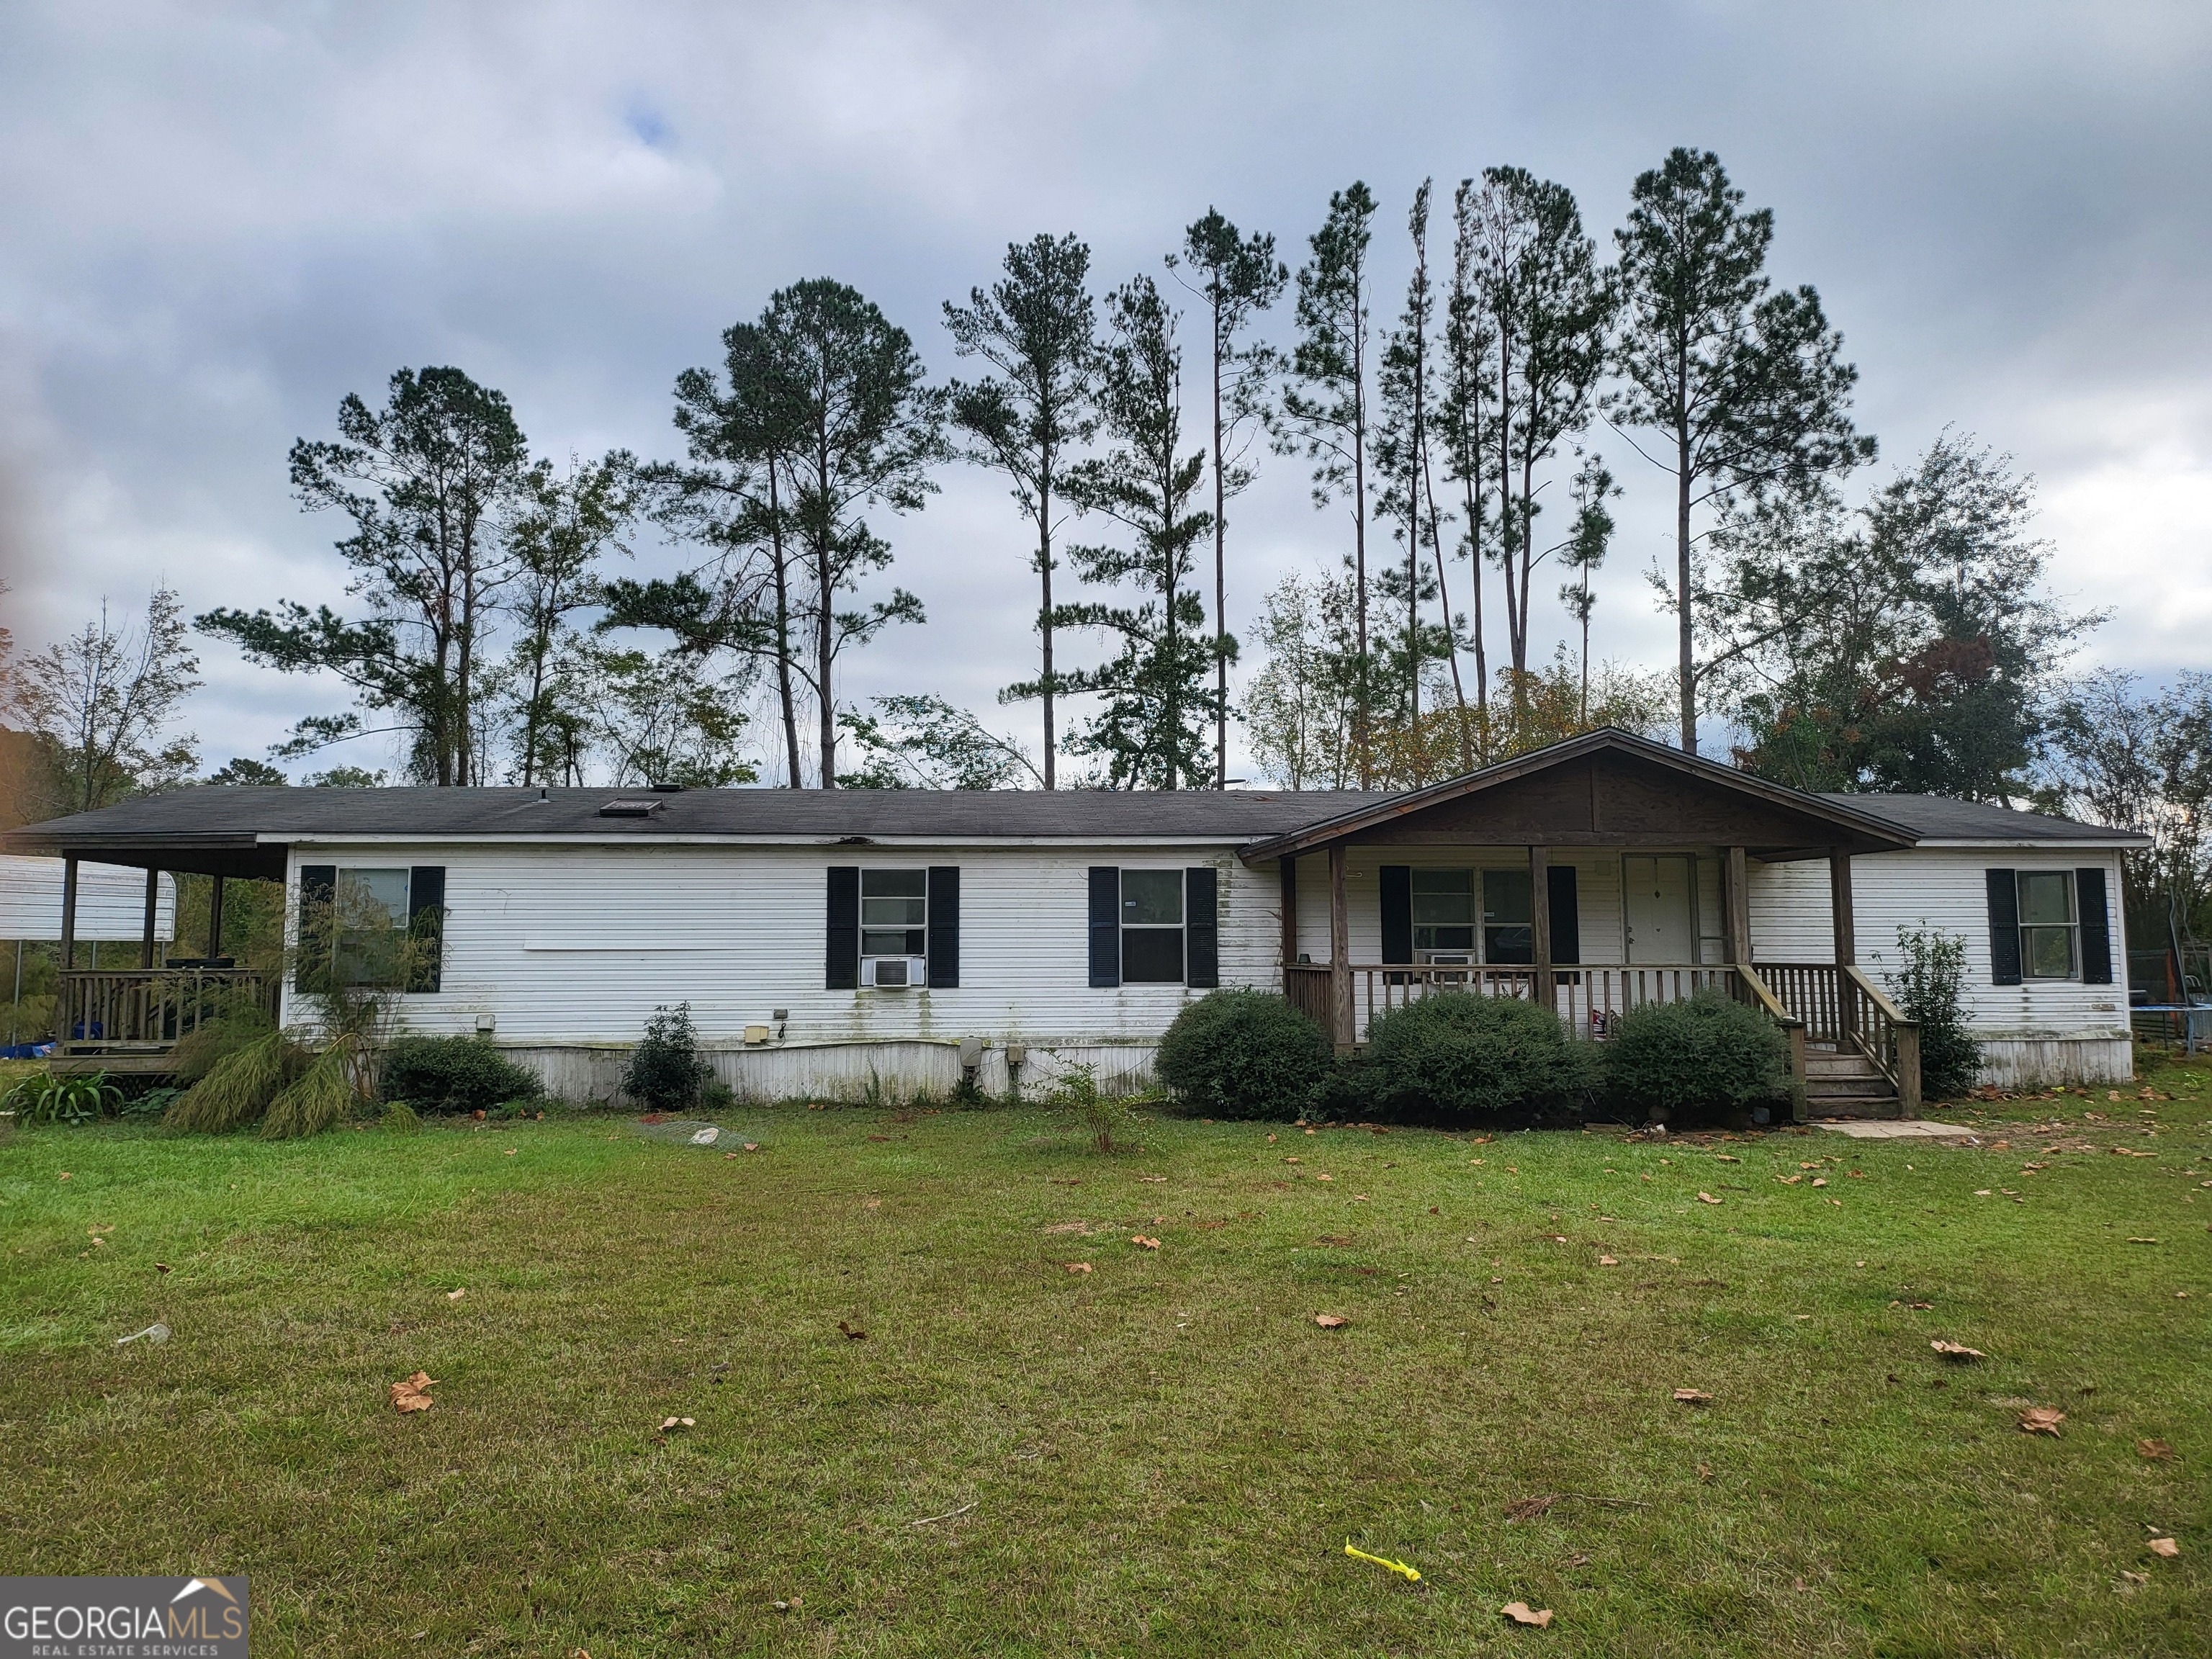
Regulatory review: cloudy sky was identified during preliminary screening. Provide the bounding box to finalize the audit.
[3,0,2208,783]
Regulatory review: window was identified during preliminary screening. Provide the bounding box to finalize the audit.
[310,867,412,987]
[1411,869,1475,957]
[1120,868,1185,984]
[1482,868,1534,965]
[861,869,927,964]
[2017,870,2077,979]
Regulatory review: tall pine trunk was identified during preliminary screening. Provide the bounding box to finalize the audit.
[1040,470,1056,790]
[1676,416,1696,754]
[770,468,802,788]
[1210,316,1227,789]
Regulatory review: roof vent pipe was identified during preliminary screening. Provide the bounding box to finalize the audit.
[649,782,684,793]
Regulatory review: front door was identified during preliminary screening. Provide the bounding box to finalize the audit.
[1624,855,1695,964]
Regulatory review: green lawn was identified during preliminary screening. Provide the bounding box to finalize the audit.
[2,1071,2209,1657]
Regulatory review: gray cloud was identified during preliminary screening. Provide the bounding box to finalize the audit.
[2,0,2207,777]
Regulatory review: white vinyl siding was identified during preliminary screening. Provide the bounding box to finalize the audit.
[287,843,1263,1047]
[1745,847,2130,1040]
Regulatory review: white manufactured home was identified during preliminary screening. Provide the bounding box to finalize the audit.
[9,731,2148,1110]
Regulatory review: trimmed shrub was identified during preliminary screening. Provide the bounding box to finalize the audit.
[1345,992,1591,1123]
[1884,926,1982,1100]
[1156,989,1331,1120]
[381,1035,541,1115]
[1601,991,1787,1122]
[622,1003,711,1112]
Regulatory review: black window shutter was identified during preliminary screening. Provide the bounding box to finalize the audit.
[2076,865,2112,984]
[1185,866,1219,989]
[1088,867,1121,987]
[406,866,446,992]
[1547,863,1581,966]
[1985,868,2021,986]
[826,866,860,990]
[1379,865,1413,964]
[297,864,336,992]
[927,866,960,989]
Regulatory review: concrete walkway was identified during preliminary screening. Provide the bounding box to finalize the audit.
[1815,1118,1982,1140]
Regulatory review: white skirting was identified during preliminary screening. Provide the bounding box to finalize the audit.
[498,1039,1161,1106]
[1974,1036,2134,1089]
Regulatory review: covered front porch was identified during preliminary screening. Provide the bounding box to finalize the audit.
[48,839,284,1074]
[1245,732,1926,1118]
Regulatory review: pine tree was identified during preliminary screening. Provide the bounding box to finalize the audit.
[1168,210,1286,787]
[1277,184,1380,784]
[1039,276,1215,788]
[944,234,1099,790]
[1609,148,1875,752]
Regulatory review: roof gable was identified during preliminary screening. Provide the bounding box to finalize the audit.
[1239,729,1919,861]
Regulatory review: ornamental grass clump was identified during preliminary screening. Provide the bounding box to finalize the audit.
[1155,989,1330,1120]
[1344,992,1590,1125]
[166,1028,303,1133]
[1601,989,1788,1123]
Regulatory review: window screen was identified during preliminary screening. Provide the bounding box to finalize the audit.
[2017,870,2078,980]
[1411,869,1475,954]
[861,869,927,960]
[1120,870,1185,984]
[1483,868,1534,965]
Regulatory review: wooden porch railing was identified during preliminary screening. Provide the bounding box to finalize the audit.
[1754,961,1922,1115]
[1282,958,1832,1122]
[58,968,278,1054]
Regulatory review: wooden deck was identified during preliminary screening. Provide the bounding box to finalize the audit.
[54,967,279,1075]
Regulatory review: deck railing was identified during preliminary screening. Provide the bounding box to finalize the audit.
[58,968,278,1054]
[1281,958,1830,1120]
[1748,961,1922,1115]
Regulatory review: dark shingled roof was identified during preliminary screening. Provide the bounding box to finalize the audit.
[4,784,1397,853]
[1817,793,2148,846]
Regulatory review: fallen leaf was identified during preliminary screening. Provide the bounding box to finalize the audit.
[2149,1537,2180,1557]
[389,1372,436,1413]
[657,1416,696,1431]
[1811,1177,1828,1188]
[57,1172,69,1180]
[1130,1236,1161,1249]
[2137,1438,2173,1460]
[1696,1192,1722,1205]
[503,1148,516,1156]
[1503,1494,1557,1521]
[1138,1175,1168,1183]
[1776,1174,1802,1184]
[2018,1406,2065,1435]
[2128,1237,2159,1244]
[1064,1262,1092,1274]
[1673,1388,1713,1404]
[445,1288,466,1302]
[2122,1569,2149,1585]
[154,1262,171,1274]
[1931,1340,1985,1361]
[744,1143,758,1151]
[1501,1601,1553,1627]
[1713,1154,1740,1162]
[1317,1234,1353,1246]
[1316,1173,1334,1182]
[1314,1313,1349,1328]
[837,1321,868,1341]
[863,1198,881,1210]
[1696,1462,1713,1480]
[1975,1189,1993,1197]
[1598,1255,1619,1267]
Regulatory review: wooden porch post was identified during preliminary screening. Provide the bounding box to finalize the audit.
[141,867,160,969]
[1279,856,1298,976]
[1827,849,1856,966]
[1830,848,1856,1047]
[208,875,227,961]
[1528,845,1552,1007]
[60,855,78,971]
[1724,846,1751,966]
[1328,842,1352,1054]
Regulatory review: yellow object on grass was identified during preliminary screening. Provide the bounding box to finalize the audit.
[1345,1541,1421,1582]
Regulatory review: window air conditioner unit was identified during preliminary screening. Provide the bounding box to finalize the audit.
[863,956,927,989]
[1419,951,1473,966]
